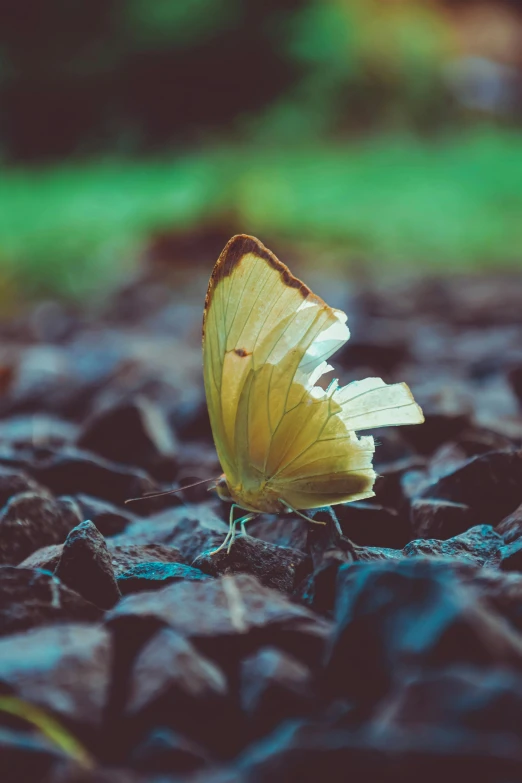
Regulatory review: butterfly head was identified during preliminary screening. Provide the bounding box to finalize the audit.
[214,474,233,502]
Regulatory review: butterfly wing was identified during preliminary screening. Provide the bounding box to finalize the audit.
[203,235,349,494]
[203,234,424,511]
[268,378,422,509]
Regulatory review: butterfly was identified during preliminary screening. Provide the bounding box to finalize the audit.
[203,234,424,553]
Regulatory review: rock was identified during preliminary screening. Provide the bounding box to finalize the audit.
[55,521,121,609]
[18,543,65,572]
[0,624,112,728]
[372,457,428,510]
[28,448,158,507]
[0,727,68,783]
[326,558,522,705]
[48,764,143,782]
[130,728,210,774]
[0,466,43,508]
[334,502,409,549]
[451,564,522,634]
[420,450,522,526]
[107,574,332,670]
[0,415,79,448]
[379,666,522,739]
[240,647,313,739]
[63,495,138,537]
[0,492,83,565]
[0,567,102,636]
[404,411,473,455]
[246,515,308,552]
[410,498,475,540]
[78,397,178,481]
[403,525,503,568]
[117,562,210,594]
[496,502,522,544]
[500,539,522,572]
[224,712,522,783]
[509,364,522,407]
[195,535,311,593]
[126,627,227,736]
[112,504,229,562]
[107,542,185,576]
[298,511,401,613]
[428,442,470,479]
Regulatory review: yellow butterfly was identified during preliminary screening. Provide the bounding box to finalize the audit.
[203,235,424,553]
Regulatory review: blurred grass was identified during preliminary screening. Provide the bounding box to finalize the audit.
[0,128,521,300]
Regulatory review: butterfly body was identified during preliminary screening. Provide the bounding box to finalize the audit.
[203,235,424,550]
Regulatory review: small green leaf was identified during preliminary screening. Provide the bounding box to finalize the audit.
[0,696,94,769]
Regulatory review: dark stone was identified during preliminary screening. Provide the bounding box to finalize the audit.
[420,450,522,525]
[64,494,138,537]
[0,466,43,508]
[117,562,210,594]
[123,626,231,756]
[107,542,185,576]
[0,492,83,565]
[496,502,522,544]
[0,624,111,728]
[337,323,411,373]
[509,364,522,407]
[227,713,522,783]
[0,727,68,783]
[55,520,121,609]
[130,728,210,774]
[48,764,143,782]
[0,414,79,448]
[18,543,65,572]
[334,502,410,549]
[126,626,227,724]
[107,574,332,670]
[403,412,473,456]
[240,647,313,739]
[500,539,522,572]
[326,558,522,705]
[19,540,186,578]
[195,534,311,593]
[379,665,522,739]
[410,498,475,540]
[78,397,178,481]
[0,567,102,636]
[298,510,401,613]
[112,504,229,562]
[247,515,308,552]
[428,442,470,478]
[403,525,503,568]
[372,457,428,509]
[28,448,158,507]
[453,564,522,635]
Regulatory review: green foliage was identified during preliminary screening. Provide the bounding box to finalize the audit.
[0,696,94,768]
[122,0,239,49]
[0,128,521,300]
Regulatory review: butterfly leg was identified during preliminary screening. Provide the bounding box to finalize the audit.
[278,499,327,525]
[208,503,240,556]
[240,514,257,537]
[227,514,256,553]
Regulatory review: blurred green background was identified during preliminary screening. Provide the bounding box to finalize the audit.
[1,0,522,302]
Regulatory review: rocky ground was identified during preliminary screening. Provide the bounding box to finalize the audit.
[0,245,522,782]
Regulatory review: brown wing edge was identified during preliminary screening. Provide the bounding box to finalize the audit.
[202,234,321,339]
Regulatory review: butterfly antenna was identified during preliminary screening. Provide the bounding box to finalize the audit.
[125,477,220,505]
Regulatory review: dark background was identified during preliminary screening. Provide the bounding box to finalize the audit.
[1,0,522,302]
